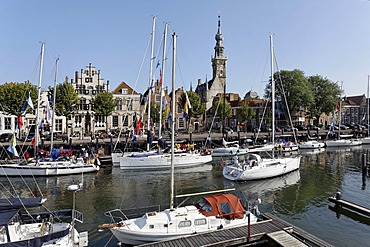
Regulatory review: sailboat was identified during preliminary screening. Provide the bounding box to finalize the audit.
[325,82,362,147]
[223,35,301,181]
[0,44,100,176]
[100,33,259,245]
[118,20,212,170]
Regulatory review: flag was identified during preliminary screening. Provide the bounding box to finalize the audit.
[26,91,34,110]
[31,137,36,149]
[336,99,341,112]
[45,99,52,124]
[184,91,192,109]
[156,60,160,68]
[167,112,172,124]
[7,134,19,157]
[183,101,189,120]
[18,115,24,128]
[159,70,163,85]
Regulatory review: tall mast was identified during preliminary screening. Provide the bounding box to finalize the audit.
[338,81,343,139]
[158,22,168,139]
[147,16,156,152]
[270,35,275,159]
[34,42,45,157]
[170,32,176,210]
[367,76,369,137]
[50,58,59,151]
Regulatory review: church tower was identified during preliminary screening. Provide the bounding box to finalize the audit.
[211,15,227,89]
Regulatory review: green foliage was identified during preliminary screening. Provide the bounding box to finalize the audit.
[265,69,314,113]
[91,92,118,117]
[308,75,341,120]
[179,91,205,120]
[51,82,79,117]
[0,81,37,115]
[238,101,255,124]
[150,102,161,124]
[213,98,232,119]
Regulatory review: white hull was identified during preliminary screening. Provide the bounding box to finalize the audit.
[249,144,275,153]
[119,153,212,170]
[0,161,99,176]
[223,154,301,181]
[211,147,248,157]
[361,137,370,145]
[298,141,325,149]
[325,139,362,147]
[108,197,258,245]
[112,151,156,167]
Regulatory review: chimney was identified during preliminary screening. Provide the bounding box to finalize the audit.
[75,71,78,84]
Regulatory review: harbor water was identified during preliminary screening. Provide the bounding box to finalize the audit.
[2,145,370,246]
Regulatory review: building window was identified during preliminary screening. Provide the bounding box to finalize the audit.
[117,99,123,111]
[112,116,118,127]
[127,99,133,111]
[122,116,129,127]
[178,117,184,129]
[122,88,128,94]
[55,119,62,132]
[177,105,182,114]
[4,117,11,130]
[155,94,161,102]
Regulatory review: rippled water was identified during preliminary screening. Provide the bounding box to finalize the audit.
[2,146,370,246]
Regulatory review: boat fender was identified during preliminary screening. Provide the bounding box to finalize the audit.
[250,160,256,167]
[243,165,248,171]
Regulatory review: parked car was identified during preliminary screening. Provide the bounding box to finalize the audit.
[222,127,233,135]
[0,133,12,142]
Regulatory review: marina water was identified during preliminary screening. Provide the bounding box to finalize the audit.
[2,145,370,246]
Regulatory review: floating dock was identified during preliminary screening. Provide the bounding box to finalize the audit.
[137,213,333,247]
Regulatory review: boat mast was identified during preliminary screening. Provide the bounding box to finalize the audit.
[34,42,45,157]
[147,16,156,152]
[367,76,369,137]
[338,81,343,139]
[158,23,168,139]
[50,58,59,152]
[270,35,275,159]
[170,32,176,210]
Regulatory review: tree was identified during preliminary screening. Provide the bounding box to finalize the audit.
[51,82,79,118]
[264,69,314,113]
[308,75,341,125]
[213,98,232,119]
[149,102,161,126]
[238,101,255,129]
[0,81,37,116]
[91,92,118,131]
[179,91,205,129]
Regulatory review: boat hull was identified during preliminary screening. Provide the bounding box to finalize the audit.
[119,153,212,170]
[298,141,325,149]
[325,139,362,147]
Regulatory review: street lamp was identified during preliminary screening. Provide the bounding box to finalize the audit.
[67,184,81,244]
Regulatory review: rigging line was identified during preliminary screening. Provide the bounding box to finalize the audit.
[205,98,221,147]
[113,32,152,151]
[103,234,115,247]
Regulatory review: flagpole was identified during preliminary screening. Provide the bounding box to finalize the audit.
[158,22,168,140]
[34,42,45,157]
[50,58,59,152]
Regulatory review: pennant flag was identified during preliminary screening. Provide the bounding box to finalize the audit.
[336,98,341,112]
[156,60,160,68]
[167,112,172,125]
[26,91,34,110]
[7,133,19,157]
[31,137,36,149]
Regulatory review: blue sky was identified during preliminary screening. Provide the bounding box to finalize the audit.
[1,0,370,98]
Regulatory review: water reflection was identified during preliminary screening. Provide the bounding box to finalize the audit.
[1,146,370,246]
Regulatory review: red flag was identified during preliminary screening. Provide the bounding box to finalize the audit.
[159,70,163,85]
[31,137,36,149]
[336,100,341,111]
[18,115,23,128]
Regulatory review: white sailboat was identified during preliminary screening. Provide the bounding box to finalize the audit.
[223,35,301,181]
[100,32,259,245]
[325,82,362,147]
[0,44,100,176]
[211,138,248,157]
[118,21,211,170]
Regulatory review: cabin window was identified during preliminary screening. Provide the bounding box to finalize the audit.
[194,219,207,226]
[197,199,212,213]
[178,220,191,228]
[149,225,154,229]
[220,202,232,215]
